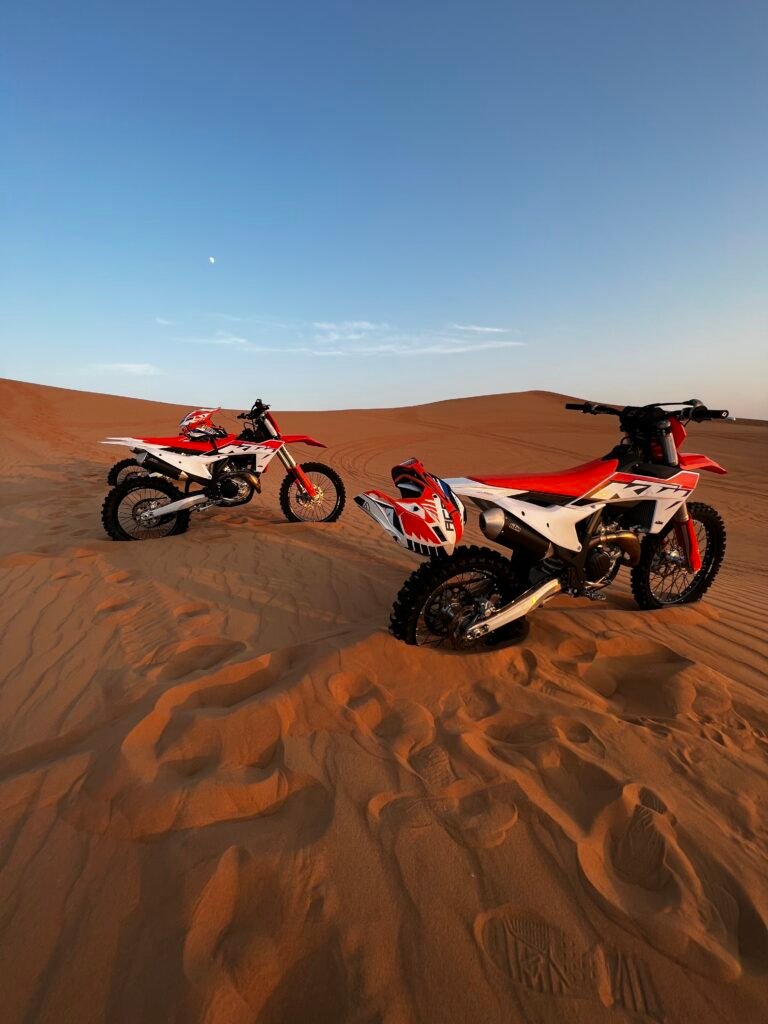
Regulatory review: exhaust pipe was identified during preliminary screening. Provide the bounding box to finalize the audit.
[465,577,562,640]
[588,530,641,566]
[480,507,551,560]
[219,471,261,500]
[240,471,261,492]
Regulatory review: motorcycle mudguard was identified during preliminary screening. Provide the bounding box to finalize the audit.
[280,434,326,447]
[354,458,465,555]
[678,453,727,475]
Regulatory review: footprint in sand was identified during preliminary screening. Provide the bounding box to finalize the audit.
[577,782,768,981]
[475,906,664,1021]
[330,671,525,851]
[327,671,435,763]
[456,683,500,721]
[63,647,328,840]
[442,708,622,836]
[154,636,246,682]
[368,733,519,849]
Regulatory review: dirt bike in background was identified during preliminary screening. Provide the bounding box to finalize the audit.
[101,399,345,540]
[355,400,731,648]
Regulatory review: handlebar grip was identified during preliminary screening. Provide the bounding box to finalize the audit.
[564,402,588,411]
[691,407,730,422]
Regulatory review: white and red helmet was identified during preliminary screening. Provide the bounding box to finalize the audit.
[179,407,227,440]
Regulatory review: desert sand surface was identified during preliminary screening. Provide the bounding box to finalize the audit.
[0,376,767,1024]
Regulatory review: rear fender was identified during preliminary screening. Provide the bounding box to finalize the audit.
[354,458,465,555]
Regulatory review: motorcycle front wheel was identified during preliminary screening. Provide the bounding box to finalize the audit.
[279,462,346,523]
[631,502,726,609]
[389,545,529,649]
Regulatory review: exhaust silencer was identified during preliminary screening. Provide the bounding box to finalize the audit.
[140,454,187,481]
[480,507,551,560]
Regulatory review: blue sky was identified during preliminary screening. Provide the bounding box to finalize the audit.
[2,1,766,415]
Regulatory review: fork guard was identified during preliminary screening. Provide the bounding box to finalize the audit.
[354,458,465,556]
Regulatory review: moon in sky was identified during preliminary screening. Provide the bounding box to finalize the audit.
[208,256,215,264]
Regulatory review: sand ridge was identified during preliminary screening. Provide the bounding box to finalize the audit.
[0,378,766,1023]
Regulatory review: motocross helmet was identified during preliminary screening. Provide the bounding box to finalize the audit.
[179,407,228,440]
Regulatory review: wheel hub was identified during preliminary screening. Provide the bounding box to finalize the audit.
[424,583,492,647]
[297,485,324,506]
[135,499,165,523]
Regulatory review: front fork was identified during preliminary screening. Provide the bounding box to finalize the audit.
[673,504,702,572]
[276,446,317,498]
[660,420,701,574]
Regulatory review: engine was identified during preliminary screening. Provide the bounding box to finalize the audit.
[584,542,622,586]
[585,521,640,586]
[215,471,259,506]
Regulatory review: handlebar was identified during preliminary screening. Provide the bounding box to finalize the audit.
[564,402,620,416]
[237,399,270,420]
[565,400,729,423]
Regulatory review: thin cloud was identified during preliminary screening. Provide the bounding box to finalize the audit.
[244,338,525,357]
[86,363,162,376]
[155,317,175,327]
[312,320,387,331]
[162,315,527,359]
[313,330,367,343]
[451,323,510,334]
[312,320,391,344]
[355,339,526,356]
[183,332,250,345]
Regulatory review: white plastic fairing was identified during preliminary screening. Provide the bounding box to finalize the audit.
[101,438,283,481]
[445,478,599,552]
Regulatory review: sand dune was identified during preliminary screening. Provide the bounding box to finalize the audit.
[0,377,766,1024]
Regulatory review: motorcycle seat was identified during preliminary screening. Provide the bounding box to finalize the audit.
[470,457,618,498]
[137,434,238,451]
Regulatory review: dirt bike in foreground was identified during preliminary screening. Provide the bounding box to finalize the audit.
[101,399,345,540]
[355,400,731,648]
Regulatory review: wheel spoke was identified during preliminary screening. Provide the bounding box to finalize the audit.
[287,472,339,522]
[415,569,503,648]
[116,486,179,539]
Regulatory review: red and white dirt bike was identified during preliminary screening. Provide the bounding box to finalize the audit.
[101,399,345,540]
[356,400,730,648]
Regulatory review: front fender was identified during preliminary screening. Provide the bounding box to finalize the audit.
[679,453,727,474]
[280,434,326,448]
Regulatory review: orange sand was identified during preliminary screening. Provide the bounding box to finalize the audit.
[0,378,766,1023]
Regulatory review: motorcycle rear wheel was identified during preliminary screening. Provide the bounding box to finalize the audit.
[107,458,149,487]
[390,545,529,649]
[631,502,725,609]
[101,478,191,541]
